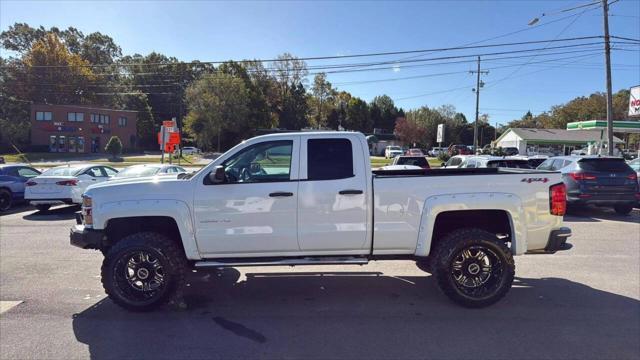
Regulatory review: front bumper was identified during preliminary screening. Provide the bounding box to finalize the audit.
[70,224,104,249]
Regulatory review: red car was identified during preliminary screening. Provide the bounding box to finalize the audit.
[448,144,472,155]
[405,148,424,156]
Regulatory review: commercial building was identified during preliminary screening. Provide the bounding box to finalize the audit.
[30,104,138,153]
[495,127,624,156]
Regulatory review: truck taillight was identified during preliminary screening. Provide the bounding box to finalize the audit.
[568,172,596,181]
[549,183,567,216]
[25,180,37,186]
[56,179,78,186]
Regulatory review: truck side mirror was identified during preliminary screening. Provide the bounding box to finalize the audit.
[209,165,226,184]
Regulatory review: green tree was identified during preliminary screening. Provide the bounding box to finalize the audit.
[279,83,309,130]
[345,97,371,132]
[22,33,97,105]
[309,72,335,128]
[271,52,308,124]
[184,73,250,151]
[372,95,398,130]
[0,57,30,151]
[105,136,123,159]
[123,93,155,149]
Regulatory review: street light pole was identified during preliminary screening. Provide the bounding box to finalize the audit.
[602,0,614,155]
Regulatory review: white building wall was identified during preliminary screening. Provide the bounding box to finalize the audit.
[496,131,527,154]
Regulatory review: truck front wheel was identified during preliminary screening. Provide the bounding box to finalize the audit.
[431,228,515,308]
[101,232,187,311]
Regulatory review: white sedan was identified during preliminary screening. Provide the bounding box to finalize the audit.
[110,164,186,180]
[24,164,118,211]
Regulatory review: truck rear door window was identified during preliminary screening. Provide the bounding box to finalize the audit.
[308,139,354,180]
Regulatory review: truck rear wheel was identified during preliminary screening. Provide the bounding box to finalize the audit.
[101,232,187,311]
[431,228,515,308]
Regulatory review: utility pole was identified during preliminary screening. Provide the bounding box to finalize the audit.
[602,0,614,156]
[471,56,489,152]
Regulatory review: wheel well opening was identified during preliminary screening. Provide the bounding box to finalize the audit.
[105,216,183,250]
[430,210,513,252]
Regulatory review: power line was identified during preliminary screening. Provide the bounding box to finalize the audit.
[349,5,604,72]
[486,5,593,89]
[6,49,614,90]
[2,36,604,69]
[6,41,609,80]
[7,49,609,90]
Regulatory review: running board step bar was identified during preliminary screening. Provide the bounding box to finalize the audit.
[194,256,369,268]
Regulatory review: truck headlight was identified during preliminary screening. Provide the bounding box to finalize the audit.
[82,195,93,226]
[82,195,92,208]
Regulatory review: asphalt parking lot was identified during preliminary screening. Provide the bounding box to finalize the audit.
[0,205,639,360]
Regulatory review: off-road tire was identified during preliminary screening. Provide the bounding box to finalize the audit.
[432,228,515,308]
[0,189,12,212]
[35,204,50,212]
[614,204,633,215]
[101,232,187,312]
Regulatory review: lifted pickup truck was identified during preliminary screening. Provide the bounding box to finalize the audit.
[70,132,572,311]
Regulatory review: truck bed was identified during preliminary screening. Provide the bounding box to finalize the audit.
[372,167,551,177]
[371,168,563,256]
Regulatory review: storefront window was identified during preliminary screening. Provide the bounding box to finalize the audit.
[67,112,84,122]
[68,137,77,153]
[58,136,67,152]
[77,137,85,153]
[36,111,53,121]
[49,136,58,152]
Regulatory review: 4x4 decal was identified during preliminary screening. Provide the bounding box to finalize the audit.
[521,177,550,183]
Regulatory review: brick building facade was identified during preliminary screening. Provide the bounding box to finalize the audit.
[30,104,138,153]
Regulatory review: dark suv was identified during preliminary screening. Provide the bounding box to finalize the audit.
[538,156,639,214]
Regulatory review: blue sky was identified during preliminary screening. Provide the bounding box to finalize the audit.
[1,0,639,125]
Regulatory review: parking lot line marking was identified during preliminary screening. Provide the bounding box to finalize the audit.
[0,301,23,315]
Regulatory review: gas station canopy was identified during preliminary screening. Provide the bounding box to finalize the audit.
[567,120,640,133]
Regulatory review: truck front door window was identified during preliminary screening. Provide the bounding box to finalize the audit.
[222,140,292,183]
[194,139,299,255]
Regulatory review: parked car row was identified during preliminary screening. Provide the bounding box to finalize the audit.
[0,163,186,212]
[439,154,639,214]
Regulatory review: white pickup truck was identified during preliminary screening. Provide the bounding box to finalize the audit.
[70,132,572,311]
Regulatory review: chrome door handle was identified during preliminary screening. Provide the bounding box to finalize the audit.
[269,192,294,197]
[339,189,363,195]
